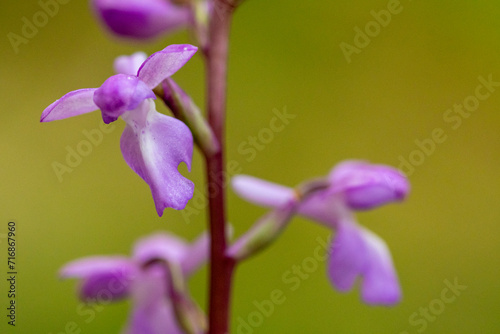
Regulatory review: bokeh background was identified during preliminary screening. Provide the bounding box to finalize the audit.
[1,0,500,333]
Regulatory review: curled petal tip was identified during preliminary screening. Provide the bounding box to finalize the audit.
[155,179,195,215]
[40,100,58,122]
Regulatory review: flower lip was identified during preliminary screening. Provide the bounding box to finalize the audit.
[327,219,402,305]
[120,100,194,215]
[93,74,155,124]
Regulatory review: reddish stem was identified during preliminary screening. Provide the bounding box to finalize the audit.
[204,1,236,333]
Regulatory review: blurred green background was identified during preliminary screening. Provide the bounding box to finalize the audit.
[1,0,500,333]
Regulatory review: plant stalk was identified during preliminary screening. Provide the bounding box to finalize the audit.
[204,1,237,333]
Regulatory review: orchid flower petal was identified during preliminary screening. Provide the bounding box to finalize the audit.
[327,220,366,292]
[41,89,98,122]
[114,52,148,75]
[138,44,198,89]
[59,256,135,302]
[124,267,183,334]
[120,100,194,215]
[327,220,401,305]
[231,175,296,208]
[93,74,155,124]
[329,160,410,210]
[231,174,341,228]
[296,191,343,228]
[360,228,401,305]
[133,233,189,265]
[125,302,183,334]
[92,0,191,40]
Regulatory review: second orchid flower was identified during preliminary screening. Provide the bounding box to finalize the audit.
[230,160,410,305]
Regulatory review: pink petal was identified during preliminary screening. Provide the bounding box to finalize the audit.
[138,44,198,89]
[59,256,135,302]
[125,301,183,334]
[296,190,343,228]
[133,232,210,277]
[124,267,183,334]
[327,219,401,305]
[133,233,189,265]
[40,89,98,122]
[231,175,296,208]
[327,220,366,292]
[120,100,194,215]
[360,228,401,305]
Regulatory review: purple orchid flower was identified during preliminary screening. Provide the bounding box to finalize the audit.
[231,160,410,305]
[41,45,197,216]
[60,232,209,334]
[91,0,192,39]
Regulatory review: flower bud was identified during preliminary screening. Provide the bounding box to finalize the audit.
[91,0,191,39]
